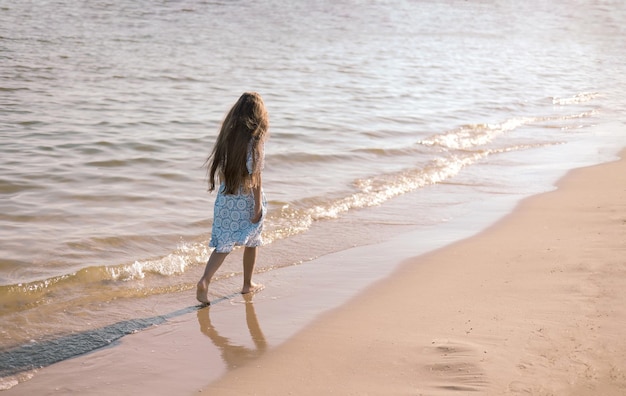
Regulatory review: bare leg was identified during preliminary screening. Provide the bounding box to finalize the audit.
[196,251,228,304]
[242,247,263,294]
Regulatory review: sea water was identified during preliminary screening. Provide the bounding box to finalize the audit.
[1,0,625,386]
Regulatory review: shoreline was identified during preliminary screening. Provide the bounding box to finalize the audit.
[199,148,626,395]
[2,148,624,395]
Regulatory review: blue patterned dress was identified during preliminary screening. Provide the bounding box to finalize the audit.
[209,142,266,253]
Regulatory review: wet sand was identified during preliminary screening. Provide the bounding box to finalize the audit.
[3,149,624,395]
[200,149,626,395]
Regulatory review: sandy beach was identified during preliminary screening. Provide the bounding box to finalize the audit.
[200,148,626,396]
[3,148,624,395]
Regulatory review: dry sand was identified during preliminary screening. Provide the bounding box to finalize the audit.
[201,149,626,395]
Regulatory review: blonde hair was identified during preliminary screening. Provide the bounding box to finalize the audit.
[206,92,269,194]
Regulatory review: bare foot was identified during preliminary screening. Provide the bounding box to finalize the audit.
[196,280,210,305]
[242,282,264,295]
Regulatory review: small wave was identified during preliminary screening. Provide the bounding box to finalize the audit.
[269,151,354,164]
[0,244,198,305]
[85,157,168,168]
[419,117,537,150]
[0,274,74,313]
[157,74,204,82]
[561,110,598,120]
[16,120,45,126]
[261,144,543,244]
[0,87,30,92]
[0,179,43,194]
[551,92,600,105]
[529,109,598,132]
[350,146,422,157]
[153,171,189,182]
[0,241,208,314]
[85,159,127,167]
[109,242,208,281]
[416,108,595,152]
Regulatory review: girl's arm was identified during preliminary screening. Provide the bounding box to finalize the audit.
[251,173,263,223]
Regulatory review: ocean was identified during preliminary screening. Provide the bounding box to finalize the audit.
[1,0,625,388]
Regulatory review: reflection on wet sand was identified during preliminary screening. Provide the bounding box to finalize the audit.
[196,294,267,370]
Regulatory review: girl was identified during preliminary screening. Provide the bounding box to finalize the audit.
[197,92,269,304]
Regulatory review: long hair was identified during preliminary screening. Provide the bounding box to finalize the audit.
[205,92,268,194]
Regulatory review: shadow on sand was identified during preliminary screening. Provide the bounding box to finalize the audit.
[0,292,241,378]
